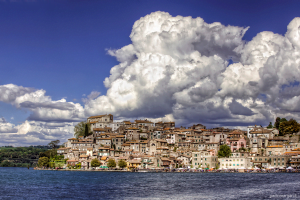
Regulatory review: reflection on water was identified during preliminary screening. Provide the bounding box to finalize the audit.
[0,168,299,199]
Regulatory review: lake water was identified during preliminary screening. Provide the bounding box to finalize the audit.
[0,168,299,199]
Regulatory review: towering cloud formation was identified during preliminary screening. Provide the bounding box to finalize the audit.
[85,12,300,126]
[1,12,300,145]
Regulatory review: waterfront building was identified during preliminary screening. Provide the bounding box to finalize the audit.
[191,150,218,169]
[219,152,252,169]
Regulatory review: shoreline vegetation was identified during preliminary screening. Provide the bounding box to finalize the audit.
[0,146,51,167]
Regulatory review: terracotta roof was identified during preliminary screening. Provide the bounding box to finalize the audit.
[68,138,78,140]
[284,151,300,155]
[116,135,125,138]
[126,127,139,130]
[67,160,78,162]
[101,156,107,160]
[267,145,283,148]
[135,120,153,123]
[80,155,88,158]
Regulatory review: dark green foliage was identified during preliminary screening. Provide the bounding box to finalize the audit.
[107,158,116,168]
[218,144,231,158]
[267,122,273,128]
[84,124,89,137]
[274,117,300,136]
[279,118,300,136]
[91,159,101,167]
[0,146,49,167]
[38,157,49,167]
[48,140,60,149]
[274,117,281,129]
[74,121,92,138]
[118,160,127,168]
[238,147,246,152]
[75,163,81,169]
[40,149,57,159]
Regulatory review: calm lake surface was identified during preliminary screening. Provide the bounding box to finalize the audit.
[0,168,299,200]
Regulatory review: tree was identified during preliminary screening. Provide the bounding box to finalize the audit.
[274,117,281,129]
[118,159,127,169]
[48,140,60,149]
[173,147,177,152]
[40,149,57,159]
[238,147,246,152]
[218,144,231,158]
[91,158,101,167]
[279,118,300,136]
[38,157,49,167]
[107,158,116,168]
[267,122,273,128]
[84,124,89,137]
[74,121,92,138]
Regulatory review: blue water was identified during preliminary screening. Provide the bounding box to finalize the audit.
[0,168,299,200]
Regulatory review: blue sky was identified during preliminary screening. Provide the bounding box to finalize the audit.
[1,0,300,145]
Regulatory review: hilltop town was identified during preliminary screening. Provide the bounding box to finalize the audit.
[57,114,300,171]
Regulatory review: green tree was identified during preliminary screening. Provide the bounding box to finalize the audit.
[279,118,300,136]
[118,159,127,169]
[1,160,12,167]
[48,140,60,149]
[274,117,281,129]
[38,157,49,167]
[84,124,89,137]
[74,121,92,138]
[91,158,101,167]
[218,144,231,158]
[267,122,273,128]
[107,158,116,168]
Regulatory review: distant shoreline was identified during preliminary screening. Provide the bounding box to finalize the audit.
[33,168,300,173]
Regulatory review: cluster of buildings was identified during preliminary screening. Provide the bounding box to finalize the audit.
[57,114,300,170]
